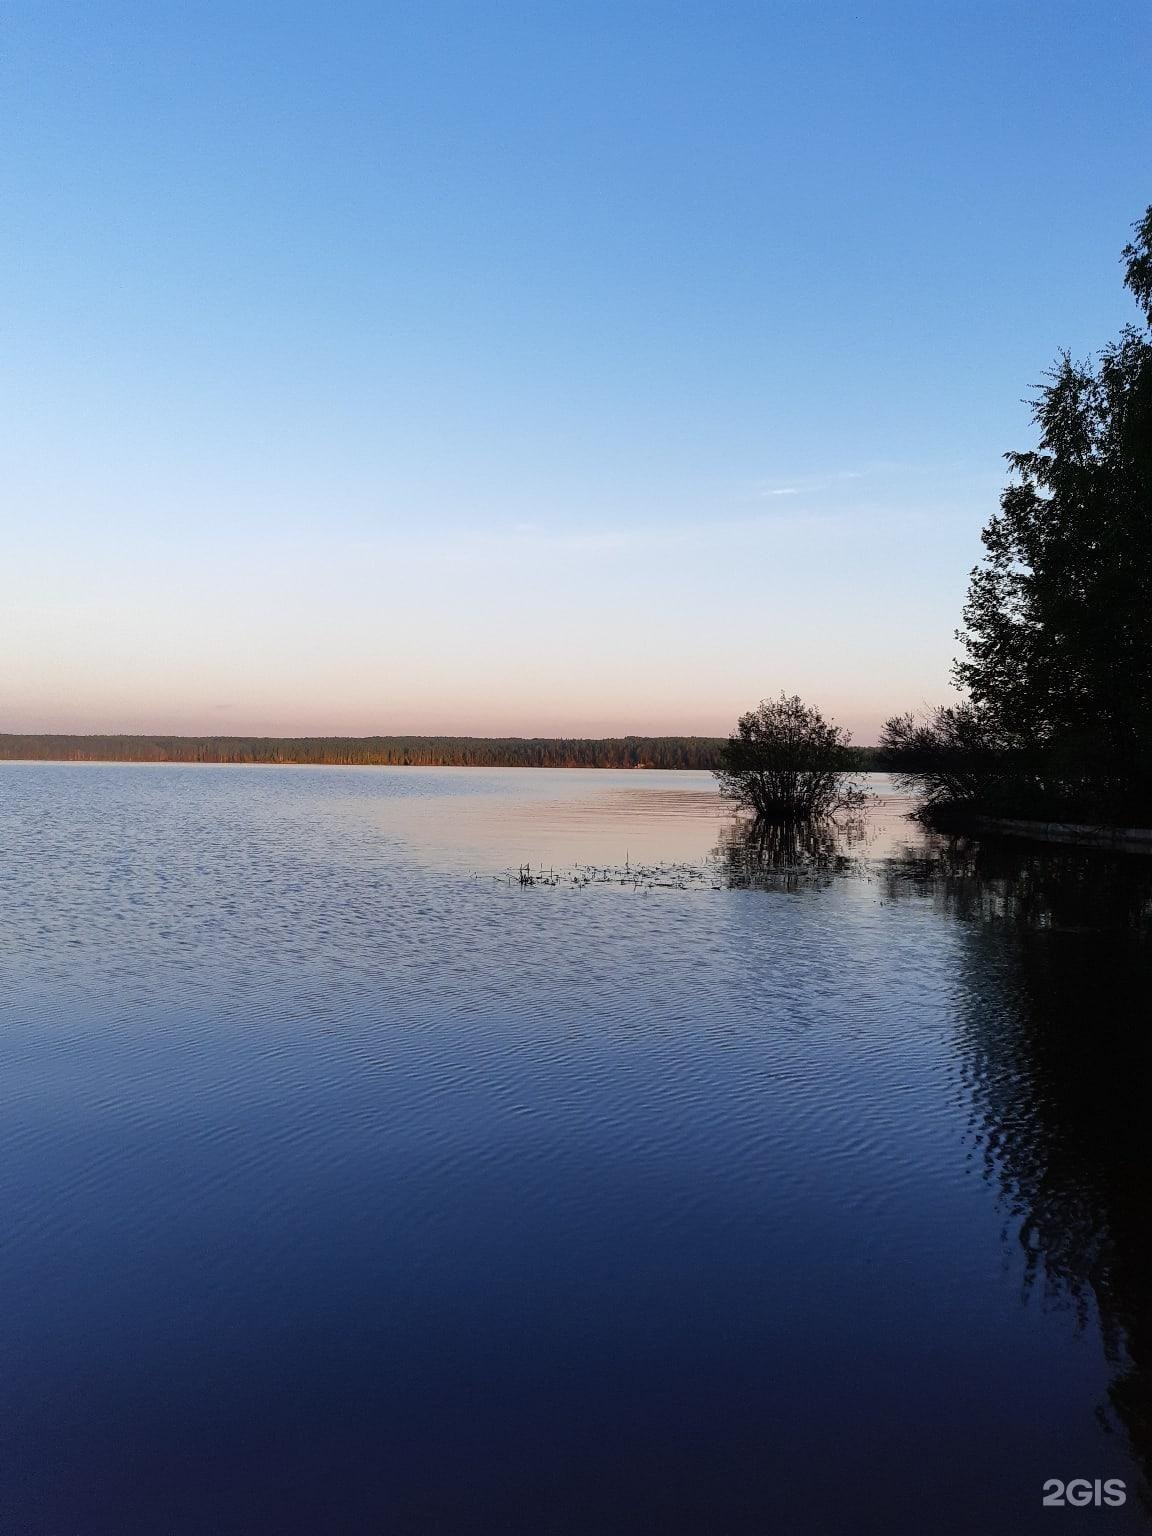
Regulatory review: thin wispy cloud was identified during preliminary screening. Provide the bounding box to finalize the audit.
[754,468,870,500]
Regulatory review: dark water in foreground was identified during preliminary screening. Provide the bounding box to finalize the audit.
[1,765,1150,1535]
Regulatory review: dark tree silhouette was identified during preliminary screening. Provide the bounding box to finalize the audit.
[879,702,1031,818]
[714,693,866,822]
[886,206,1152,825]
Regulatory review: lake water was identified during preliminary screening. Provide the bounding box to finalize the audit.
[1,763,1150,1534]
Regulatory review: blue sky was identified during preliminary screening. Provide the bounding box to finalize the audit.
[1,1,1148,739]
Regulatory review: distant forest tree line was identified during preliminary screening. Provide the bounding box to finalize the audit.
[0,734,886,772]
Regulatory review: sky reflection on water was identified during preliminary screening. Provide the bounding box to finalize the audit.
[0,764,1149,1534]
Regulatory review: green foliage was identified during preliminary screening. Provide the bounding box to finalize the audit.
[0,733,887,771]
[0,734,727,770]
[1121,206,1152,327]
[715,693,867,822]
[889,206,1152,825]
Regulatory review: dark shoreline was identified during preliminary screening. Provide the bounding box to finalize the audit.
[919,808,1152,850]
[0,733,727,771]
[0,734,888,773]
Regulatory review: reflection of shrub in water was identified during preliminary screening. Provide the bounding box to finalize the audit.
[716,816,864,892]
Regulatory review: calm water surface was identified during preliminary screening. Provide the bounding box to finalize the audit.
[1,764,1150,1534]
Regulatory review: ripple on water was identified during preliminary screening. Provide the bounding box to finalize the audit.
[1,764,1150,1534]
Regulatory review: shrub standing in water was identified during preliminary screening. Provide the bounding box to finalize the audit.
[714,693,868,822]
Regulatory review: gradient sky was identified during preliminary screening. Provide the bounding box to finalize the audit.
[2,1,1149,741]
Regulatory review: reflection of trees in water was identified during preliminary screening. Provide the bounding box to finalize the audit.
[714,822,1152,1491]
[884,833,1152,1501]
[714,815,866,892]
[884,833,1152,932]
